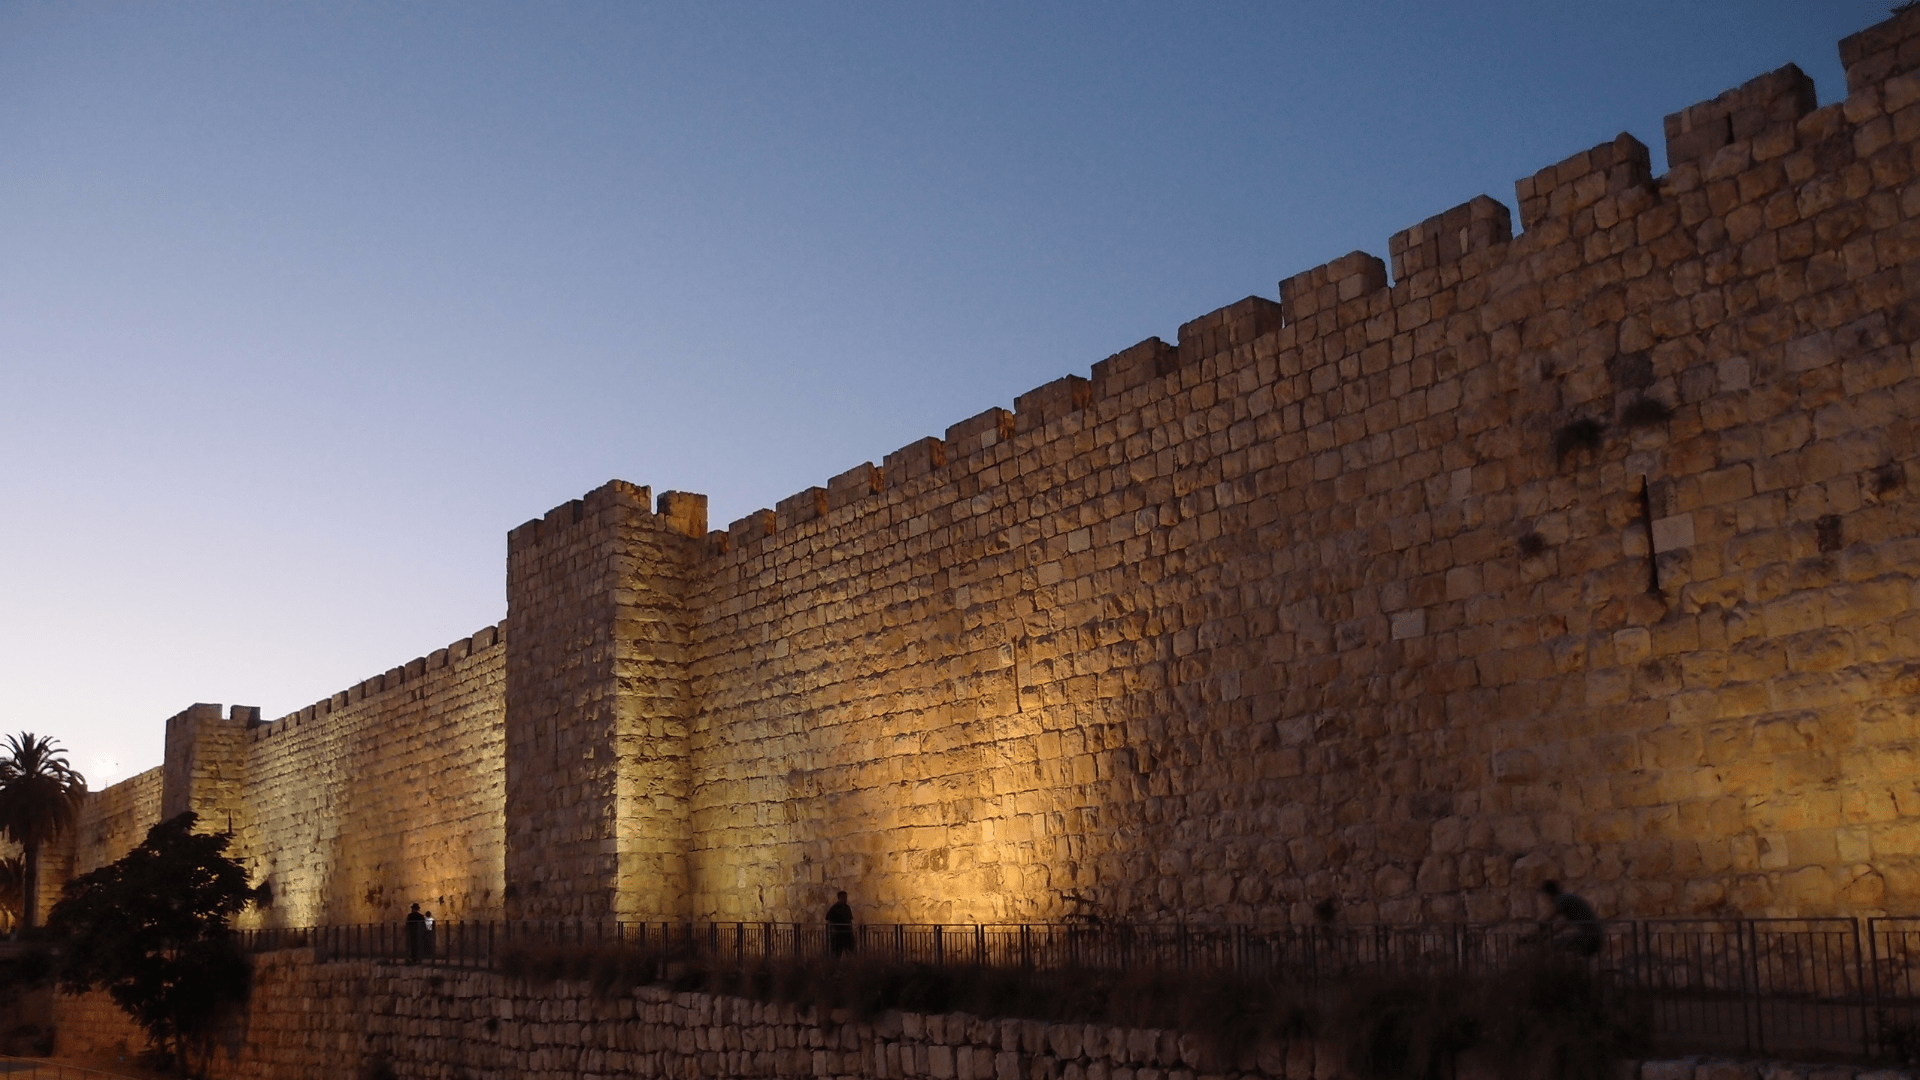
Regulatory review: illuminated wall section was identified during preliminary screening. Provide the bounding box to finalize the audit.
[503,480,705,920]
[678,12,1920,925]
[235,629,508,928]
[52,7,1920,932]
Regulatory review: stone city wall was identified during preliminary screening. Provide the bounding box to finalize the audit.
[237,625,508,925]
[66,627,508,928]
[73,765,164,876]
[678,12,1920,925]
[58,7,1920,935]
[24,765,166,925]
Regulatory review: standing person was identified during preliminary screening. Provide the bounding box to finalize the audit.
[423,910,436,962]
[405,903,426,964]
[1541,880,1602,957]
[826,890,855,957]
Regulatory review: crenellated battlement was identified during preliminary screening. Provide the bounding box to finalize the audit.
[1388,195,1512,283]
[1839,4,1920,94]
[689,25,1884,563]
[1665,64,1817,169]
[245,622,507,745]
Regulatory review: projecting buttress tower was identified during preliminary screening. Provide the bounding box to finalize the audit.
[502,479,705,919]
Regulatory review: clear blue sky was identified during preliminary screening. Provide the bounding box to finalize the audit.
[0,1,1890,787]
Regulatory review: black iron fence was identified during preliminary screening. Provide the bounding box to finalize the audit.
[232,916,1920,1062]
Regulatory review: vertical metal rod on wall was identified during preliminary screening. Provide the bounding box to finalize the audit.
[1639,476,1662,594]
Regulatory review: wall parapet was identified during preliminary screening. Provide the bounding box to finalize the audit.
[247,622,507,745]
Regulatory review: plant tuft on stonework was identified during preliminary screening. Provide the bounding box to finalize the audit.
[49,811,255,1077]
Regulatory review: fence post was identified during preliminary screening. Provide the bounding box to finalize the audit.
[1740,920,1759,1057]
[1849,916,1869,1060]
[976,924,985,966]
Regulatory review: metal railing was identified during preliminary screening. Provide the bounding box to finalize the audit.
[0,1057,145,1078]
[231,916,1920,1062]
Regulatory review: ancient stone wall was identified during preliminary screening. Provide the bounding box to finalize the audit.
[234,625,508,926]
[56,6,1920,936]
[677,11,1920,925]
[71,765,162,877]
[64,630,508,930]
[19,763,163,926]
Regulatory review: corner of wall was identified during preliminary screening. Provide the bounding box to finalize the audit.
[161,703,250,838]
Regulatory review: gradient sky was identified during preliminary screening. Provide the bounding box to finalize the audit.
[0,1,1891,788]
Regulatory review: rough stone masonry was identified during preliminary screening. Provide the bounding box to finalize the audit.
[58,8,1920,932]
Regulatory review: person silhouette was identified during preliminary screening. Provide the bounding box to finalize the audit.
[826,890,855,957]
[1541,880,1602,957]
[405,903,426,963]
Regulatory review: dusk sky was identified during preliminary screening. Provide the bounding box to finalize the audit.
[0,2,1889,788]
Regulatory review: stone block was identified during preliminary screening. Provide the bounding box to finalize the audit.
[1388,195,1512,281]
[1664,65,1817,168]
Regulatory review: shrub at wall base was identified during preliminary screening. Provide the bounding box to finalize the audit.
[51,811,254,1075]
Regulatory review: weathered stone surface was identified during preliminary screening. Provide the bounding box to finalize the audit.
[48,6,1920,931]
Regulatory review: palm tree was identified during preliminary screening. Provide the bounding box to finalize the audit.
[0,734,86,930]
[0,856,24,934]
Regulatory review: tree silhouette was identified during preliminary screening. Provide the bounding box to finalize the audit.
[0,733,86,929]
[0,856,26,934]
[51,811,253,1076]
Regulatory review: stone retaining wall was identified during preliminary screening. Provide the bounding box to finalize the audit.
[43,951,1920,1080]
